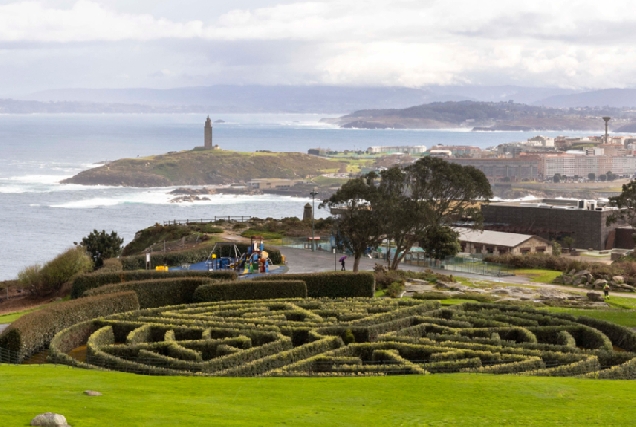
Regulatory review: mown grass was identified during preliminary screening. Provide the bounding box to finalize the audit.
[240,228,284,240]
[514,268,563,283]
[2,365,636,426]
[0,307,41,324]
[541,306,636,327]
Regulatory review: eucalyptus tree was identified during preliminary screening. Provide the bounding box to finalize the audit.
[323,175,384,272]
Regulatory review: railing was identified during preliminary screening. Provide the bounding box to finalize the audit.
[403,253,514,277]
[163,216,253,226]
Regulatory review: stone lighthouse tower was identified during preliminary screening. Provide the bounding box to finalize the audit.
[204,116,213,149]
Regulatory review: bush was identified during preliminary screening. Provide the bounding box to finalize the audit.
[100,258,123,273]
[194,280,307,302]
[385,281,405,298]
[84,277,213,308]
[70,270,237,299]
[18,246,93,296]
[120,245,282,270]
[254,272,375,298]
[0,291,139,363]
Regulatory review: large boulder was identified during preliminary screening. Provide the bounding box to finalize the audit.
[612,276,625,284]
[586,292,604,302]
[31,413,70,427]
[574,270,591,277]
[593,279,607,289]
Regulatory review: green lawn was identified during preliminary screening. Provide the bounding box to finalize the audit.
[2,365,636,426]
[514,268,563,283]
[0,306,42,324]
[541,306,636,327]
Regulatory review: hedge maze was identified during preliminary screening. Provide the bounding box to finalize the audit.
[49,300,636,378]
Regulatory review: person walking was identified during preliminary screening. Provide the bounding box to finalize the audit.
[604,283,610,299]
[339,255,347,271]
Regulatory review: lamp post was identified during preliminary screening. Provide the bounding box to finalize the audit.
[310,188,318,252]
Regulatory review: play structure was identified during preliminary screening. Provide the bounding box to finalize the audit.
[205,237,271,275]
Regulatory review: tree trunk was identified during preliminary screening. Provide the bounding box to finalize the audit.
[353,255,361,272]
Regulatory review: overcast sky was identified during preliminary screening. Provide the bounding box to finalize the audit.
[0,0,635,96]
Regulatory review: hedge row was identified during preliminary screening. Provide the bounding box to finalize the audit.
[84,277,214,308]
[255,272,375,298]
[0,291,139,363]
[120,244,283,271]
[71,270,237,299]
[194,280,307,302]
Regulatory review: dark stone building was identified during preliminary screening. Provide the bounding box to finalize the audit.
[482,199,624,251]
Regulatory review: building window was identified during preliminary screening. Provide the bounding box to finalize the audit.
[536,246,546,253]
[520,248,531,254]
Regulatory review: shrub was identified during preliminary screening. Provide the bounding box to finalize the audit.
[120,245,282,270]
[18,246,93,296]
[84,277,213,308]
[100,258,123,273]
[70,270,238,299]
[254,272,375,298]
[194,280,307,302]
[0,291,139,363]
[385,281,405,298]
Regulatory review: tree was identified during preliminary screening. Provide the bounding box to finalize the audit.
[81,230,124,269]
[562,236,575,252]
[379,157,492,270]
[608,181,636,246]
[324,176,384,272]
[553,173,561,183]
[588,173,596,181]
[551,241,562,256]
[420,226,461,260]
[600,174,607,182]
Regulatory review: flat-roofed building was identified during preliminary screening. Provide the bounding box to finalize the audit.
[446,157,539,180]
[482,199,623,251]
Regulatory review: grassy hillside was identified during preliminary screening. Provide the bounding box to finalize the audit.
[63,150,348,187]
[2,366,636,426]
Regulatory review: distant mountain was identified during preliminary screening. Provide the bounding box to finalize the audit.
[329,100,634,131]
[23,85,578,114]
[536,89,636,108]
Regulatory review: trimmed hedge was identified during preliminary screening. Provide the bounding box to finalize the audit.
[254,272,375,298]
[71,270,237,299]
[120,245,283,271]
[194,280,307,302]
[84,277,213,308]
[0,292,139,363]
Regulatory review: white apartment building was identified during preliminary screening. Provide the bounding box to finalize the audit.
[367,145,427,154]
[539,154,636,178]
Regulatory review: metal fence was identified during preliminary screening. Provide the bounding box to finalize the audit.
[402,253,514,277]
[163,216,253,226]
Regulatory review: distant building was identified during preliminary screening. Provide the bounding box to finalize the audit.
[446,157,540,180]
[431,145,481,157]
[248,178,299,189]
[204,116,213,149]
[428,149,452,158]
[482,199,623,251]
[453,227,552,256]
[367,145,427,155]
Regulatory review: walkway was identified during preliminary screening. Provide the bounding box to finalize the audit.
[277,247,636,299]
[0,324,9,334]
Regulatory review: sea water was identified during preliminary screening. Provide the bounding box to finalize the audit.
[0,113,591,280]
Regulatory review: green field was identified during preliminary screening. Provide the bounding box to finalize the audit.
[2,365,636,426]
[542,306,636,327]
[514,268,563,283]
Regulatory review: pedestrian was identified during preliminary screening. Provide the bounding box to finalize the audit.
[339,255,347,271]
[604,283,610,299]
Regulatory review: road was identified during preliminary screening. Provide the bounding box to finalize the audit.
[0,324,8,334]
[277,246,636,299]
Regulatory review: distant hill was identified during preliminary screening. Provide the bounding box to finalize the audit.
[23,85,577,114]
[536,89,636,108]
[62,150,346,187]
[329,100,633,131]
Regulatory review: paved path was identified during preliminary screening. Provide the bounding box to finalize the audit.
[0,324,9,334]
[277,246,636,299]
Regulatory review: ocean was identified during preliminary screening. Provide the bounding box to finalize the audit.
[0,113,592,280]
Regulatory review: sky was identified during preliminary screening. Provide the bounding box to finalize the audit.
[0,0,635,96]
